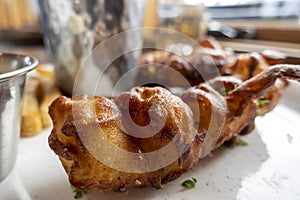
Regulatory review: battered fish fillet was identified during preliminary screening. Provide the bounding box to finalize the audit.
[48,64,300,192]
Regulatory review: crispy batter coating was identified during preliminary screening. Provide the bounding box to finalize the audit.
[49,64,300,192]
[49,87,199,191]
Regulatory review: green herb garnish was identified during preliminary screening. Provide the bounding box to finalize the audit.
[221,87,231,95]
[257,99,269,106]
[256,99,269,116]
[237,137,248,146]
[71,186,88,199]
[182,178,197,189]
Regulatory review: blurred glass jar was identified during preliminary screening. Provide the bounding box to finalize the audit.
[38,0,145,96]
[157,0,205,39]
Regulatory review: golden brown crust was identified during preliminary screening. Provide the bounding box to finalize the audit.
[49,64,300,192]
[137,44,234,88]
[221,53,269,80]
[138,38,288,91]
[49,88,199,191]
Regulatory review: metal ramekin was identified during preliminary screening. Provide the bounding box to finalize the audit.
[0,52,38,182]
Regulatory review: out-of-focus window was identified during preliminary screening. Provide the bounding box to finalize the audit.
[203,0,299,20]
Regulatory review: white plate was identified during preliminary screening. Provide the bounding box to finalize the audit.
[1,82,300,200]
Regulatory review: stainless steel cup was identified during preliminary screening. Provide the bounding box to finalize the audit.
[0,53,38,182]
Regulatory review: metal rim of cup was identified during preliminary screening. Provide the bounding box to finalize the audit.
[0,52,39,81]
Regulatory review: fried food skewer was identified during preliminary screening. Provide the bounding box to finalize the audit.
[48,64,300,192]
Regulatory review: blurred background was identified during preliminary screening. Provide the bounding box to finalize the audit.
[0,0,299,64]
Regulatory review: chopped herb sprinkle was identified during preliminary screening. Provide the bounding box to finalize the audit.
[182,178,197,189]
[237,137,248,146]
[221,87,231,95]
[192,177,197,183]
[71,186,88,199]
[257,99,270,106]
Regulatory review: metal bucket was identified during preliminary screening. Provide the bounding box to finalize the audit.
[0,53,38,182]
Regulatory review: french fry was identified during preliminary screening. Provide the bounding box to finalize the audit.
[21,77,43,137]
[36,65,61,128]
[21,64,61,136]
